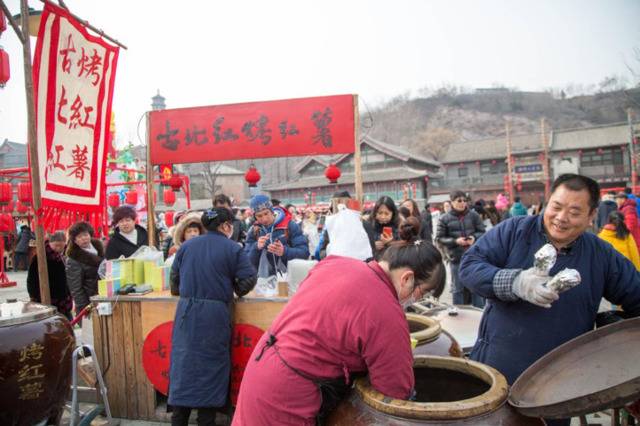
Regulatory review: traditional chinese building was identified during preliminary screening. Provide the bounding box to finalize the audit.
[264,136,440,206]
[432,121,639,206]
[0,139,28,169]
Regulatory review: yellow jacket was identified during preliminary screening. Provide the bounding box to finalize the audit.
[598,228,640,271]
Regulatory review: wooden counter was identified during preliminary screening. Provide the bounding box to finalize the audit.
[90,291,288,420]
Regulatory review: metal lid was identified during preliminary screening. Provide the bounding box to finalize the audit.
[509,317,640,419]
[0,300,56,327]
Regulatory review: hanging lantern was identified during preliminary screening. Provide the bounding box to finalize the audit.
[491,159,497,165]
[2,200,14,213]
[0,48,9,87]
[108,192,120,209]
[165,210,175,227]
[125,189,138,205]
[0,8,7,33]
[324,163,341,184]
[244,165,261,188]
[18,182,32,204]
[165,175,182,192]
[578,149,583,156]
[0,182,12,205]
[597,148,604,155]
[0,213,14,233]
[163,188,176,206]
[16,201,28,214]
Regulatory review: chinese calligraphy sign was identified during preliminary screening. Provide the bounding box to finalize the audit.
[229,323,264,405]
[149,94,355,165]
[32,2,119,229]
[142,321,174,395]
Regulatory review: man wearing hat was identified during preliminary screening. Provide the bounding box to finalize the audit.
[244,194,309,275]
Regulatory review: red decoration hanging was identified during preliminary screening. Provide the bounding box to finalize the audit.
[164,210,175,227]
[165,175,183,192]
[244,165,261,188]
[2,200,14,213]
[108,192,120,209]
[0,213,14,233]
[125,190,138,205]
[16,201,29,214]
[0,182,12,205]
[0,48,9,87]
[17,182,32,204]
[324,163,341,184]
[0,8,7,33]
[491,159,497,165]
[163,188,176,206]
[597,148,604,155]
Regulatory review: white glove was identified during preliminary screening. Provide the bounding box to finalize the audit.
[512,267,559,308]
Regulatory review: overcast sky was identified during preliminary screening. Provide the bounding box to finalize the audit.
[1,0,639,148]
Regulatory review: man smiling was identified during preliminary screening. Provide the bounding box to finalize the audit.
[459,174,640,425]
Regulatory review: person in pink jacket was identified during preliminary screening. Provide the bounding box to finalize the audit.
[615,192,640,251]
[232,217,445,425]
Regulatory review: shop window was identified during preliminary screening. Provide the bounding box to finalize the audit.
[458,167,468,177]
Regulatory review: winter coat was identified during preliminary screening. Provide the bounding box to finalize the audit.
[169,231,256,408]
[168,213,205,257]
[598,226,640,271]
[27,242,72,316]
[244,207,309,276]
[620,198,640,252]
[105,224,149,260]
[420,210,433,242]
[232,257,414,425]
[596,200,618,230]
[510,202,528,217]
[66,239,105,313]
[459,215,640,384]
[15,228,35,253]
[436,208,486,263]
[363,220,399,259]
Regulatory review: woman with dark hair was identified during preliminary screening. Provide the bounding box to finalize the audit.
[105,205,149,259]
[400,198,432,242]
[365,196,399,258]
[169,208,257,426]
[27,231,73,320]
[233,216,445,426]
[66,222,105,318]
[598,210,640,271]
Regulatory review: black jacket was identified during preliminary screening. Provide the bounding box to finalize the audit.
[420,210,433,242]
[436,208,485,263]
[27,242,69,302]
[16,228,35,253]
[105,224,149,260]
[66,239,104,312]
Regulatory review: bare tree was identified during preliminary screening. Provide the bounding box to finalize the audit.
[202,162,223,200]
[411,127,459,161]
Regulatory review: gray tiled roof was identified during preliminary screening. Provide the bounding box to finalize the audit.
[442,133,548,163]
[551,122,630,151]
[264,166,430,191]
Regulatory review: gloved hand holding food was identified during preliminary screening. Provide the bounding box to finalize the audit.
[512,267,559,308]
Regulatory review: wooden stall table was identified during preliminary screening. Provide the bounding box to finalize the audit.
[90,290,289,421]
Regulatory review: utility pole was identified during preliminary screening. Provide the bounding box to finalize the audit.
[541,118,551,200]
[505,121,515,203]
[628,109,637,194]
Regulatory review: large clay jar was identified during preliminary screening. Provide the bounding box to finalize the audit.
[0,301,75,426]
[407,313,463,358]
[327,355,545,425]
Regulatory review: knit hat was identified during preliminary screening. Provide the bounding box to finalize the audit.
[250,194,272,213]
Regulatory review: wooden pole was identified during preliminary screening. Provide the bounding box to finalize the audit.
[628,109,637,195]
[505,121,515,203]
[145,113,156,248]
[18,0,51,305]
[353,95,363,204]
[541,118,551,200]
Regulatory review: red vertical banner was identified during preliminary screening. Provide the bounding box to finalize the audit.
[32,2,119,232]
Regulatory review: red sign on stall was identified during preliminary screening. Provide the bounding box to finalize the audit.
[149,94,355,165]
[142,321,173,395]
[230,323,265,405]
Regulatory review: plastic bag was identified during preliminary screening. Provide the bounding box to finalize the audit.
[254,250,278,297]
[325,207,373,261]
[130,245,164,264]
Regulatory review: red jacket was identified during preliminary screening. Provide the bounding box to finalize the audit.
[620,198,640,251]
[233,256,414,425]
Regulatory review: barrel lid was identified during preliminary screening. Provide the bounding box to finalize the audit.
[508,317,640,419]
[0,300,56,327]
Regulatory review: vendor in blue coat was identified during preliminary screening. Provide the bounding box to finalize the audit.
[169,207,257,426]
[244,194,309,275]
[460,174,640,426]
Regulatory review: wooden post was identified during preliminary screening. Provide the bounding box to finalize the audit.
[19,0,50,304]
[505,121,515,203]
[353,95,363,204]
[145,113,156,248]
[541,118,551,200]
[628,109,637,194]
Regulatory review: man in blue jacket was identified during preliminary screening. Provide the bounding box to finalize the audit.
[459,174,640,426]
[244,194,309,276]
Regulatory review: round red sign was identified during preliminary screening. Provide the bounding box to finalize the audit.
[230,323,265,405]
[141,321,174,395]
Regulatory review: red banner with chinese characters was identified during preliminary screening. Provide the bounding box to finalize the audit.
[149,94,355,165]
[32,2,119,232]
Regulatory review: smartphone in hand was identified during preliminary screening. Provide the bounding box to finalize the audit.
[383,226,393,238]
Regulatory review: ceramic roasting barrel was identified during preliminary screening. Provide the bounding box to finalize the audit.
[0,301,75,426]
[327,355,544,425]
[406,313,463,358]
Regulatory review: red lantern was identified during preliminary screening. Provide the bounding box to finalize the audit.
[491,159,497,165]
[324,163,341,184]
[163,188,176,206]
[16,201,28,214]
[165,175,182,192]
[0,182,12,205]
[0,48,9,87]
[108,192,120,209]
[2,200,14,213]
[597,148,604,155]
[125,190,138,205]
[18,182,32,204]
[0,8,7,33]
[165,210,175,227]
[244,165,261,188]
[0,213,14,233]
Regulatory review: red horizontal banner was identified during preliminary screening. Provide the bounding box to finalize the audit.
[149,94,355,165]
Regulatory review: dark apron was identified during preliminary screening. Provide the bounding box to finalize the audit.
[254,333,356,425]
